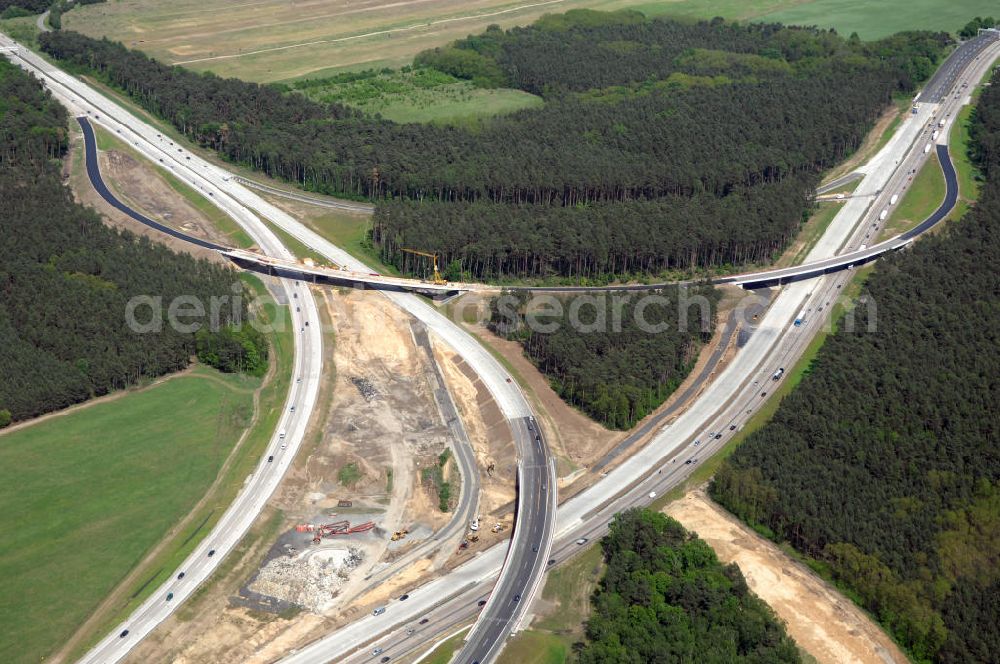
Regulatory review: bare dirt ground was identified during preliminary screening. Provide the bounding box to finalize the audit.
[64,126,227,265]
[129,288,509,663]
[100,148,229,247]
[666,489,908,664]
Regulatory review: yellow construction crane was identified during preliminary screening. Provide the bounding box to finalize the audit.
[401,248,447,285]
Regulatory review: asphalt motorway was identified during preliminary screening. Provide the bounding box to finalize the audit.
[0,33,556,664]
[454,417,555,664]
[277,35,1000,664]
[918,32,997,102]
[1,29,995,664]
[68,84,326,664]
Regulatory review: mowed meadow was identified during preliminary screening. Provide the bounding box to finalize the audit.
[61,0,663,82]
[63,0,1000,84]
[0,367,258,664]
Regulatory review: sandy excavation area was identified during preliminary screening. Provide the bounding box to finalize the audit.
[666,489,908,664]
[124,288,514,663]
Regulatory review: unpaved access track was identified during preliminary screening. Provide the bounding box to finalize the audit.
[666,489,908,664]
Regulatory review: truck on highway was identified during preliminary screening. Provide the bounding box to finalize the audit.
[889,194,899,205]
[771,367,785,381]
[793,309,806,326]
[924,144,932,154]
[879,209,888,221]
[938,118,946,128]
[932,130,940,141]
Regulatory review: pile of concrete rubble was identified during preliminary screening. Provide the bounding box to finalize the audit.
[249,547,363,612]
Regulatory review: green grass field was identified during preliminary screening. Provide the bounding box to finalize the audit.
[297,209,397,274]
[423,627,471,664]
[60,0,998,83]
[0,366,258,664]
[497,630,570,664]
[883,153,947,236]
[295,68,542,125]
[0,15,39,47]
[53,275,294,661]
[535,544,604,634]
[495,535,605,664]
[761,0,999,40]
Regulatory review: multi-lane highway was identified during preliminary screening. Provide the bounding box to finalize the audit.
[0,30,556,664]
[274,33,1000,664]
[74,111,326,664]
[2,25,997,664]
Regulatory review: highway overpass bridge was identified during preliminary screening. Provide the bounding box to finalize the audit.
[79,109,959,299]
[220,248,482,298]
[728,143,957,290]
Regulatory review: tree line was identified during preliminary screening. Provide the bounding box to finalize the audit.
[0,0,49,15]
[959,16,997,39]
[710,67,1000,663]
[0,0,104,22]
[0,59,264,426]
[39,15,949,281]
[488,286,718,429]
[578,508,801,663]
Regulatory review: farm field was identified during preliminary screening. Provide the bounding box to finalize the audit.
[60,0,649,82]
[57,275,295,663]
[761,0,1000,40]
[59,0,809,83]
[0,365,259,664]
[62,0,1000,84]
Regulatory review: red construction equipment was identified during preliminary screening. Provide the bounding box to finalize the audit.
[309,520,376,543]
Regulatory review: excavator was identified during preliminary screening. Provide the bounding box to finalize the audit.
[401,248,447,285]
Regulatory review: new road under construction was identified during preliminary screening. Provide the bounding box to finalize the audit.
[2,24,998,664]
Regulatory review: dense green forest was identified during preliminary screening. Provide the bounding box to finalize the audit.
[959,17,997,38]
[710,68,1000,663]
[0,59,263,425]
[489,287,718,429]
[579,509,800,663]
[0,0,49,15]
[39,14,949,281]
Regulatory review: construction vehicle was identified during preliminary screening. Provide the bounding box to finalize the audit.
[401,248,447,285]
[390,529,410,542]
[491,522,505,533]
[308,520,375,543]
